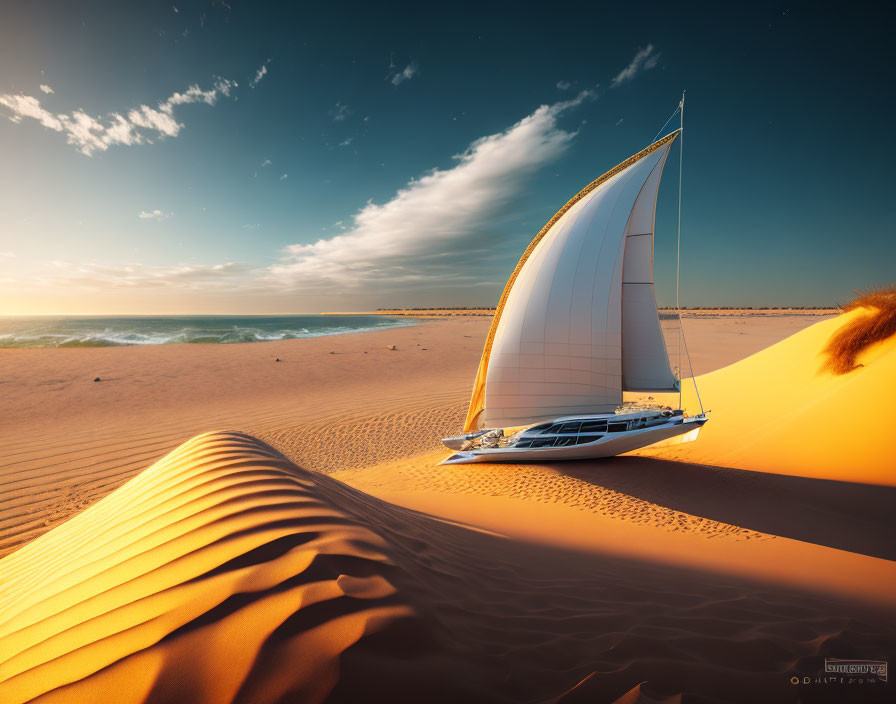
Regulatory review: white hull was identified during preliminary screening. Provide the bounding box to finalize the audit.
[440,414,706,465]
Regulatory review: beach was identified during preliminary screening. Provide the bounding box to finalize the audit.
[0,313,839,555]
[1,311,894,703]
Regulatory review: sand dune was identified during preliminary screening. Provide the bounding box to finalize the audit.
[0,320,480,558]
[2,431,894,703]
[2,313,894,703]
[635,307,896,485]
[0,432,476,704]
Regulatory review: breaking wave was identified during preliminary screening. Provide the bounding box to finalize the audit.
[0,316,416,348]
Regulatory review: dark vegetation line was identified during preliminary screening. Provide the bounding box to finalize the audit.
[824,285,896,375]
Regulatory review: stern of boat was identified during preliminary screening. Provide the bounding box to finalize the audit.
[441,435,468,450]
[439,451,482,465]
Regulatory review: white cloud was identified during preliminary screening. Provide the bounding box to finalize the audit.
[3,90,599,306]
[390,62,418,86]
[138,209,172,220]
[270,90,595,290]
[68,262,252,290]
[261,158,271,167]
[556,80,571,90]
[339,137,353,147]
[280,173,288,180]
[0,94,64,129]
[39,84,54,94]
[330,101,351,122]
[0,257,265,297]
[616,118,624,126]
[249,60,270,88]
[611,45,660,87]
[0,76,236,155]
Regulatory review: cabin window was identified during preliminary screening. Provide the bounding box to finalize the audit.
[537,421,586,435]
[608,422,628,432]
[580,420,607,432]
[514,434,603,448]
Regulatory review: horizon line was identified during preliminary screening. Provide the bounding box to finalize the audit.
[0,305,844,317]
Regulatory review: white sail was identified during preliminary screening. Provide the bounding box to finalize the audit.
[466,133,678,431]
[621,146,679,391]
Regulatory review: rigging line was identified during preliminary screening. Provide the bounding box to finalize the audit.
[674,90,705,415]
[652,103,681,144]
[680,303,705,414]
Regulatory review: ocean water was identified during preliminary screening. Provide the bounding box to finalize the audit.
[0,315,416,348]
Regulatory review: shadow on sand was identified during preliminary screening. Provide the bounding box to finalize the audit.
[551,456,896,561]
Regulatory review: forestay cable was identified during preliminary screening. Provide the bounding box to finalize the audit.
[652,103,681,144]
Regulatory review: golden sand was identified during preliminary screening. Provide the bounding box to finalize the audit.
[1,312,893,703]
[636,308,896,485]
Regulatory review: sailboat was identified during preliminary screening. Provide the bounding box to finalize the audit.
[441,97,707,464]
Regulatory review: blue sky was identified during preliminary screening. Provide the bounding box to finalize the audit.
[0,1,892,314]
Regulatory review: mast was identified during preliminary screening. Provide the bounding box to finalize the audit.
[674,90,705,416]
[676,91,684,408]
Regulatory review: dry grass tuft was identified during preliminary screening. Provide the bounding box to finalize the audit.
[823,285,896,374]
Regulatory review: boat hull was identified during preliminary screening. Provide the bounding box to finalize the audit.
[440,417,706,465]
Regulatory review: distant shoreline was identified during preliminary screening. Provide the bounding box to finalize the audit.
[0,314,417,349]
[322,308,841,318]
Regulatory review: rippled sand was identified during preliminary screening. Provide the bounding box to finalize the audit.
[1,313,893,703]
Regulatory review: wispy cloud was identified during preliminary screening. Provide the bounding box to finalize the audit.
[270,90,595,290]
[556,80,571,90]
[261,158,272,167]
[330,101,351,122]
[4,90,597,305]
[611,44,659,87]
[39,84,54,94]
[0,259,260,293]
[339,137,353,147]
[389,61,418,86]
[249,60,270,88]
[138,209,172,220]
[280,173,288,181]
[0,251,15,258]
[0,77,236,155]
[616,117,624,126]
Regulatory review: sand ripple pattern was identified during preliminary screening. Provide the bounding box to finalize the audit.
[0,432,466,704]
[0,398,467,559]
[1,431,893,703]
